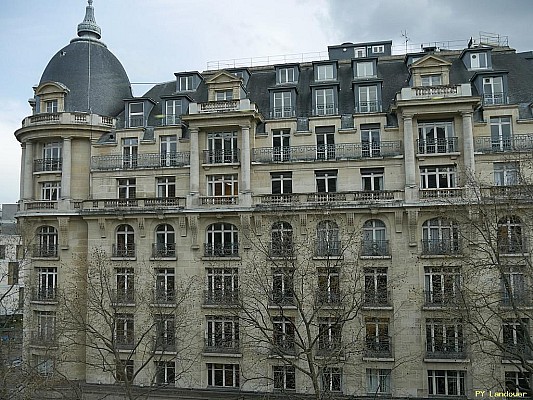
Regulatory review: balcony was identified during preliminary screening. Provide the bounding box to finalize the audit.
[21,112,115,129]
[314,104,337,116]
[271,339,296,356]
[315,290,341,306]
[474,134,533,153]
[425,345,466,360]
[421,239,461,256]
[361,240,390,257]
[363,291,391,308]
[498,239,527,255]
[355,101,382,113]
[420,188,463,200]
[114,334,135,350]
[154,336,176,352]
[203,290,239,306]
[200,196,239,206]
[151,243,176,258]
[424,290,461,307]
[112,290,135,305]
[81,197,185,213]
[482,92,508,105]
[417,137,458,154]
[489,185,533,200]
[269,290,295,307]
[270,106,296,119]
[268,241,295,259]
[252,142,402,163]
[501,290,532,307]
[33,245,58,258]
[204,338,240,354]
[364,337,392,358]
[152,290,176,305]
[34,158,62,172]
[188,99,259,114]
[503,344,532,360]
[316,342,343,356]
[161,114,183,126]
[91,152,190,170]
[202,149,240,164]
[255,191,404,208]
[204,243,239,257]
[315,240,341,257]
[31,287,58,303]
[24,201,58,211]
[30,331,57,347]
[396,84,472,101]
[112,244,136,258]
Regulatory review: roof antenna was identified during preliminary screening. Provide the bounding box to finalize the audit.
[401,30,410,53]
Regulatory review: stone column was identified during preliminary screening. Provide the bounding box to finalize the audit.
[61,137,72,199]
[403,114,417,202]
[240,125,251,193]
[462,111,475,176]
[188,127,200,207]
[23,141,33,200]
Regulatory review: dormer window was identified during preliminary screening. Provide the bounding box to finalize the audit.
[179,76,194,91]
[215,90,233,101]
[278,67,296,84]
[317,64,335,81]
[45,100,58,113]
[354,47,367,58]
[421,74,442,86]
[372,45,384,54]
[129,102,144,128]
[470,52,488,69]
[483,76,505,105]
[355,61,375,78]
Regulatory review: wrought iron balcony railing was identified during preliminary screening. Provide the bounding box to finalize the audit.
[91,152,190,170]
[503,344,533,360]
[355,100,382,113]
[363,291,391,307]
[425,344,466,359]
[32,287,58,302]
[315,240,341,257]
[112,244,136,258]
[270,106,296,119]
[421,239,461,255]
[271,339,296,355]
[361,240,390,257]
[33,245,58,258]
[154,336,176,352]
[268,241,295,258]
[203,290,239,306]
[112,289,135,305]
[269,290,295,307]
[364,336,392,358]
[34,158,62,172]
[424,290,461,307]
[152,290,176,305]
[151,243,176,258]
[482,92,508,105]
[315,290,341,306]
[202,149,240,164]
[417,137,458,154]
[30,331,57,346]
[474,134,533,153]
[204,243,239,257]
[114,334,135,350]
[501,290,532,307]
[498,239,527,255]
[204,338,240,354]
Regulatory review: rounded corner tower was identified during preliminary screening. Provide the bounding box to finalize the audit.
[39,0,132,117]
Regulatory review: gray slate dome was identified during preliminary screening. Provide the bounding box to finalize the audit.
[39,1,132,117]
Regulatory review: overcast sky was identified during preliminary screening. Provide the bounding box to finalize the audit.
[0,0,532,204]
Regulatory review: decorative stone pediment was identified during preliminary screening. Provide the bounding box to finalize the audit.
[205,71,242,85]
[411,54,451,69]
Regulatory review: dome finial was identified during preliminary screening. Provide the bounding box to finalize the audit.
[77,0,102,40]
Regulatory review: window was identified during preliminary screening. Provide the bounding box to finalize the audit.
[273,316,295,354]
[115,268,134,303]
[361,126,381,157]
[316,220,340,256]
[361,168,384,191]
[155,315,175,351]
[206,132,238,163]
[424,266,461,305]
[365,318,390,357]
[205,316,240,352]
[215,90,233,101]
[420,166,456,190]
[115,314,134,349]
[315,170,337,193]
[494,162,519,186]
[272,129,291,162]
[272,268,294,305]
[505,372,531,395]
[367,369,391,394]
[36,226,58,257]
[278,67,296,84]
[154,268,175,304]
[318,318,341,352]
[8,262,19,285]
[362,219,387,256]
[498,216,524,254]
[273,365,296,390]
[426,319,464,358]
[372,45,384,54]
[117,178,136,199]
[271,172,292,194]
[129,102,144,127]
[165,100,183,125]
[356,61,375,78]
[0,245,5,259]
[491,116,512,151]
[160,135,178,166]
[154,224,175,257]
[315,88,335,115]
[206,175,239,203]
[156,177,176,198]
[322,367,342,392]
[316,64,334,81]
[503,319,529,357]
[34,355,54,376]
[316,126,335,160]
[270,221,293,257]
[354,47,367,58]
[364,268,388,306]
[357,85,379,113]
[207,363,240,388]
[115,224,135,257]
[421,74,442,86]
[417,121,455,154]
[41,181,61,201]
[122,138,138,168]
[116,359,134,383]
[179,75,193,91]
[428,370,465,396]
[205,223,239,257]
[45,99,58,113]
[154,361,175,385]
[483,76,505,104]
[470,52,488,69]
[502,267,527,306]
[272,91,293,118]
[205,267,239,304]
[422,218,460,255]
[317,267,340,304]
[36,311,56,344]
[37,267,57,301]
[42,142,62,171]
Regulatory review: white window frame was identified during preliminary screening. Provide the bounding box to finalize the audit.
[424,266,461,303]
[272,129,291,161]
[271,172,292,194]
[117,178,136,199]
[206,174,239,197]
[354,47,367,58]
[317,64,334,81]
[426,318,464,355]
[278,67,296,84]
[155,361,175,385]
[470,52,488,69]
[420,166,456,189]
[206,315,239,349]
[361,168,384,191]
[483,76,504,104]
[372,45,385,54]
[42,141,62,171]
[179,75,193,91]
[273,91,293,118]
[206,267,239,299]
[207,132,238,163]
[122,137,138,168]
[494,162,519,186]
[315,88,335,115]
[41,181,61,201]
[128,102,144,127]
[491,116,512,150]
[45,99,58,113]
[156,176,176,198]
[421,74,442,86]
[207,363,240,387]
[165,100,183,125]
[155,268,175,302]
[358,85,379,113]
[356,61,375,78]
[215,90,233,101]
[315,170,337,193]
[428,370,465,396]
[367,368,391,394]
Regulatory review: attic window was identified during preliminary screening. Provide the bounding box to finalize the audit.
[215,90,233,101]
[278,67,296,84]
[471,52,488,69]
[179,76,194,91]
[372,45,384,54]
[45,100,58,113]
[354,47,367,58]
[421,74,442,86]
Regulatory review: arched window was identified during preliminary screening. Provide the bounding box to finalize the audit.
[205,223,239,257]
[422,218,459,255]
[498,216,524,254]
[115,224,135,257]
[271,221,293,257]
[154,224,175,257]
[36,226,58,257]
[362,220,388,256]
[316,220,340,256]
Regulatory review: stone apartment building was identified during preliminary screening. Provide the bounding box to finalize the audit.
[13,1,533,398]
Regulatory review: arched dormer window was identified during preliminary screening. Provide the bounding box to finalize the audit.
[270,221,294,258]
[154,224,175,258]
[316,220,340,257]
[205,223,239,257]
[422,218,460,255]
[36,226,58,258]
[114,224,135,257]
[498,216,525,254]
[362,220,388,256]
